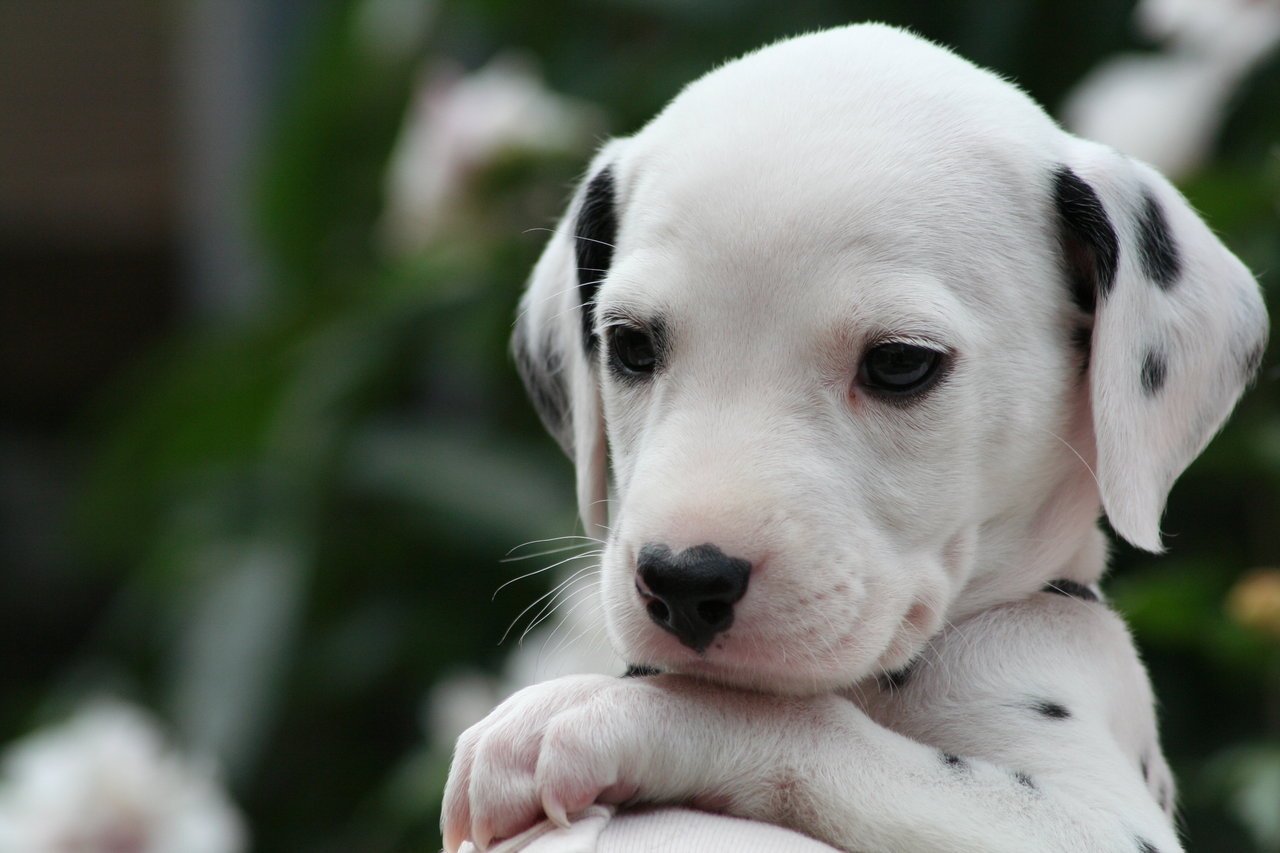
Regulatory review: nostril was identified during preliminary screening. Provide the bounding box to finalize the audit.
[647,599,670,623]
[696,600,732,629]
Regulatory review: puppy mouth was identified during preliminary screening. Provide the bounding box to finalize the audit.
[636,649,856,695]
[622,619,864,692]
[617,592,930,692]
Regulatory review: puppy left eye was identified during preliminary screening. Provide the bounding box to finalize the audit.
[859,342,944,396]
[609,326,658,375]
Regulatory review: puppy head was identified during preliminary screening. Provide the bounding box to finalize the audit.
[512,25,1268,693]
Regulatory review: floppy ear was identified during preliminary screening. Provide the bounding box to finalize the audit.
[1052,139,1269,552]
[511,143,626,538]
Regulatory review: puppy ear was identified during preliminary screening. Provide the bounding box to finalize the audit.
[1053,139,1268,552]
[512,144,625,537]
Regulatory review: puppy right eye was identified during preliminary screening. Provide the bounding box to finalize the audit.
[858,341,946,398]
[609,326,658,376]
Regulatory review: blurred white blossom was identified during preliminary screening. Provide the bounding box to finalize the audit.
[380,53,603,255]
[1136,0,1280,58]
[426,671,503,750]
[0,702,246,853]
[1061,0,1280,178]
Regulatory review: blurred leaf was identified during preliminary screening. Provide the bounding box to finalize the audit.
[1110,564,1279,672]
[168,535,309,782]
[1204,744,1280,852]
[345,424,572,543]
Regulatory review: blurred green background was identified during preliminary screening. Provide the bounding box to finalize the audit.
[1,1,1277,850]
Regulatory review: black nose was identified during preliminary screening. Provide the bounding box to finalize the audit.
[636,543,751,652]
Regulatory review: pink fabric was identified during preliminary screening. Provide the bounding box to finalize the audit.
[460,806,839,852]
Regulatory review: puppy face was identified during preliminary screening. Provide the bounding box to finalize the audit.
[513,25,1268,694]
[592,153,1070,691]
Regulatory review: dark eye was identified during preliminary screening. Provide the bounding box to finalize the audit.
[610,326,657,375]
[859,342,944,397]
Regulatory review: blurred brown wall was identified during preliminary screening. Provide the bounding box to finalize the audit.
[0,0,177,427]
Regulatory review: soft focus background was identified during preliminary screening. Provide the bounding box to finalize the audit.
[1,1,1278,851]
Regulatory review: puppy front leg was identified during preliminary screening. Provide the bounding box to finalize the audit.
[445,673,1179,853]
[776,706,1181,853]
[606,676,1179,853]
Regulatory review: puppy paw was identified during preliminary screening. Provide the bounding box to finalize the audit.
[441,674,642,852]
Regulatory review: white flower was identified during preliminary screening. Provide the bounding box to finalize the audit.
[1136,0,1280,59]
[1060,0,1280,178]
[1061,54,1239,179]
[426,672,503,751]
[0,702,246,853]
[380,53,603,255]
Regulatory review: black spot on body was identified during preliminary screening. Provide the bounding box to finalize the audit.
[878,660,917,691]
[1141,349,1167,396]
[1042,579,1099,602]
[1136,838,1160,853]
[1137,191,1181,288]
[575,167,618,351]
[941,752,967,770]
[623,664,660,678]
[1031,699,1071,720]
[1053,166,1119,314]
[1013,771,1037,790]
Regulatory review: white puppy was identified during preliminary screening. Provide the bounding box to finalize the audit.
[443,23,1268,853]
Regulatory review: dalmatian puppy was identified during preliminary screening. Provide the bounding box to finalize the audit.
[443,23,1269,853]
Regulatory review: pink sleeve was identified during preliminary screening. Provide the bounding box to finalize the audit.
[461,805,840,853]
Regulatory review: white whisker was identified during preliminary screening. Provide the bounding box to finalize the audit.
[519,572,600,645]
[492,550,602,599]
[498,565,598,646]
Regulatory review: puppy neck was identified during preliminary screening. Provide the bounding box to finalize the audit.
[952,470,1108,622]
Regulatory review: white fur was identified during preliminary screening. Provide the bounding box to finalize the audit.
[443,24,1267,852]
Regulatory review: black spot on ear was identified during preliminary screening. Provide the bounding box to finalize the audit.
[1031,700,1071,720]
[1141,349,1167,396]
[1137,190,1181,288]
[1140,754,1151,782]
[1071,324,1093,374]
[1242,339,1266,385]
[941,752,967,770]
[1041,579,1100,602]
[511,316,570,447]
[623,664,661,678]
[575,167,618,352]
[878,660,917,691]
[1136,837,1160,853]
[1013,771,1037,790]
[1053,166,1119,314]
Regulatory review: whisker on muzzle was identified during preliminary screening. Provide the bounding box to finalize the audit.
[492,550,602,600]
[499,565,600,646]
[518,572,602,646]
